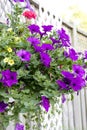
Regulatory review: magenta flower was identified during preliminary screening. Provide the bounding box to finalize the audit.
[72,64,85,77]
[27,37,40,45]
[69,48,78,61]
[15,123,24,130]
[28,24,40,34]
[41,96,50,112]
[0,101,8,113]
[84,50,87,59]
[70,76,85,91]
[50,37,60,44]
[42,25,53,33]
[61,71,74,79]
[33,45,42,52]
[1,70,18,87]
[17,49,31,61]
[57,28,70,47]
[13,0,24,2]
[62,94,66,103]
[63,50,69,58]
[41,43,54,51]
[56,80,67,89]
[40,52,51,67]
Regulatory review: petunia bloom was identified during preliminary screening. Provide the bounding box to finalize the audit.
[41,96,50,112]
[70,76,85,91]
[41,43,54,51]
[69,48,78,61]
[28,24,40,34]
[42,25,53,33]
[17,49,31,61]
[40,52,51,67]
[15,123,24,130]
[13,0,24,2]
[23,10,36,19]
[27,37,40,46]
[56,80,67,89]
[57,28,70,47]
[0,101,8,113]
[62,94,66,103]
[72,64,85,77]
[1,70,18,87]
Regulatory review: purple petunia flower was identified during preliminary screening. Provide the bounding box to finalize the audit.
[41,43,54,51]
[42,25,53,33]
[61,71,74,79]
[50,37,60,44]
[17,49,31,61]
[33,45,42,52]
[84,50,87,59]
[69,48,78,61]
[15,123,24,130]
[28,24,40,34]
[62,94,66,103]
[70,76,85,91]
[27,37,40,45]
[56,80,67,89]
[1,70,18,87]
[40,52,51,67]
[57,28,70,47]
[63,50,69,58]
[13,0,24,2]
[41,96,50,112]
[72,64,85,77]
[0,101,8,113]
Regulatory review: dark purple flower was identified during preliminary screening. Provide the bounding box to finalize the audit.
[41,43,54,51]
[84,50,87,59]
[72,64,85,77]
[13,0,24,2]
[62,94,66,103]
[28,24,40,34]
[17,49,31,61]
[1,70,18,87]
[41,96,50,112]
[39,31,46,38]
[63,77,71,86]
[61,71,74,79]
[63,50,69,58]
[69,48,78,61]
[42,25,53,33]
[27,37,40,45]
[40,52,51,67]
[33,45,42,52]
[0,101,8,113]
[70,76,85,91]
[56,80,67,89]
[15,123,24,130]
[50,37,60,44]
[57,28,70,47]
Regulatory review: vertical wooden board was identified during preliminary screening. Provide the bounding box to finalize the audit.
[73,92,82,130]
[85,88,87,129]
[80,88,86,130]
[67,100,75,130]
[62,95,69,130]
